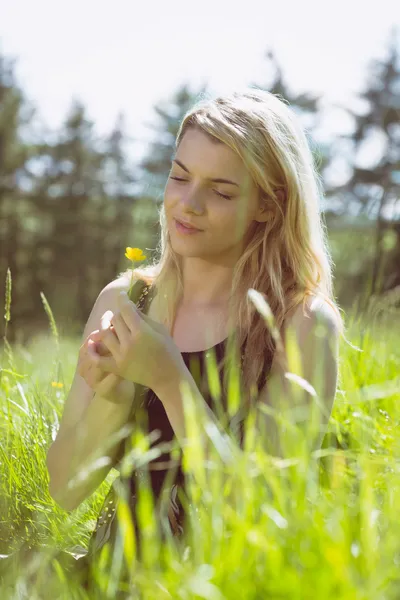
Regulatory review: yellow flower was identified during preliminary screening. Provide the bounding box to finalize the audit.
[124,247,147,300]
[125,247,146,262]
[51,382,64,388]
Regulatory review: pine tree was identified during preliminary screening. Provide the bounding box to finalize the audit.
[31,101,106,324]
[138,83,208,202]
[98,113,137,287]
[327,28,400,297]
[0,52,34,340]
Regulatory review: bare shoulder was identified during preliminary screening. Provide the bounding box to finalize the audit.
[78,276,131,344]
[99,272,146,303]
[277,294,341,374]
[285,294,341,338]
[104,273,134,294]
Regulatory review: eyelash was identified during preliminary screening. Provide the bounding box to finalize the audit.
[169,177,233,200]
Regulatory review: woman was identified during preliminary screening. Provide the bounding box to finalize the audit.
[46,87,344,588]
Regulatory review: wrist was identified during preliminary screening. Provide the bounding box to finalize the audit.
[95,380,136,406]
[152,357,189,401]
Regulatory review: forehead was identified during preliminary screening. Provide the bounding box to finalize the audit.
[175,128,247,179]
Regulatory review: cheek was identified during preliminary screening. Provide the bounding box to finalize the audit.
[163,184,172,207]
[163,192,175,221]
[163,189,250,239]
[212,205,250,241]
[163,183,183,216]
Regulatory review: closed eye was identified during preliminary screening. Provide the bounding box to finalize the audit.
[169,177,233,200]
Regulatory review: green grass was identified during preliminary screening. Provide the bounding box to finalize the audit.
[0,299,399,599]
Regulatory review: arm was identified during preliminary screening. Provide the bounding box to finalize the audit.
[46,275,137,512]
[47,389,135,512]
[255,297,340,458]
[153,359,237,466]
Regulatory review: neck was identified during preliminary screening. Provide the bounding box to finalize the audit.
[180,257,235,307]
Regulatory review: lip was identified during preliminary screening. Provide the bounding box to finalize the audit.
[174,218,203,232]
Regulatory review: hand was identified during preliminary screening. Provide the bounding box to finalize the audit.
[89,291,184,392]
[78,313,136,404]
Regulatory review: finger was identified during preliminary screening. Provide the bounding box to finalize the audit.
[98,328,121,356]
[91,352,118,375]
[96,339,113,357]
[80,340,111,383]
[83,330,100,352]
[84,331,105,356]
[87,337,101,361]
[96,311,120,353]
[117,291,166,337]
[87,329,112,355]
[88,329,102,342]
[88,330,107,350]
[137,311,168,335]
[100,309,126,355]
[116,292,142,332]
[110,312,131,347]
[91,364,108,387]
[79,360,100,389]
[100,310,119,334]
[85,341,107,377]
[95,373,120,397]
[101,310,114,331]
[83,346,114,388]
[117,294,168,340]
[117,292,166,335]
[87,336,98,352]
[127,305,169,338]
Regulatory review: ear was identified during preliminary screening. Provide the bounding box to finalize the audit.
[256,206,270,223]
[255,203,272,223]
[256,189,286,223]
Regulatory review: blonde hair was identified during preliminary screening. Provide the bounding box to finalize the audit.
[120,87,345,407]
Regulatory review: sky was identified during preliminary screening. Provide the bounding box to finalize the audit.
[0,0,398,181]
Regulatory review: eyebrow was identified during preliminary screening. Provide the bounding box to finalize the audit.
[171,158,240,187]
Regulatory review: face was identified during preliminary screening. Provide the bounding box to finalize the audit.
[164,127,269,264]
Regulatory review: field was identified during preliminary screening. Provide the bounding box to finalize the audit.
[0,300,399,599]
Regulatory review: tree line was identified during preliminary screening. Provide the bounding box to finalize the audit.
[0,28,399,343]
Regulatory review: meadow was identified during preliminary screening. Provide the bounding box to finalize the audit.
[0,285,399,599]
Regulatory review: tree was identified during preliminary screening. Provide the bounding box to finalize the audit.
[325,28,400,297]
[0,52,35,340]
[30,101,106,323]
[98,113,137,286]
[252,49,330,184]
[137,83,209,202]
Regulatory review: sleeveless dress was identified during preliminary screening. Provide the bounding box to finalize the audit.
[83,280,275,565]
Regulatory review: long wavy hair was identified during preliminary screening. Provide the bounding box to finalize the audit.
[119,87,345,408]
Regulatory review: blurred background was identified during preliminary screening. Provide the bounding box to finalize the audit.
[0,0,399,344]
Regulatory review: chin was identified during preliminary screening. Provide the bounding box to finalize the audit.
[170,245,199,258]
[169,239,203,258]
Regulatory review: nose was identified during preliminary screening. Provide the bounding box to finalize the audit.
[179,185,205,215]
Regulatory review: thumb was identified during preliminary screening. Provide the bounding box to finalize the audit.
[118,290,168,336]
[136,309,169,336]
[101,310,114,331]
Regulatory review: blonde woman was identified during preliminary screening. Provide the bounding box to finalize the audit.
[47,87,344,586]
